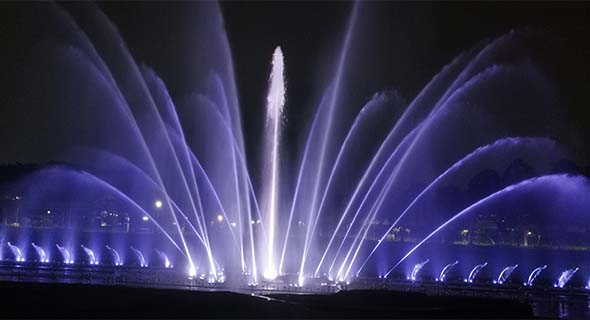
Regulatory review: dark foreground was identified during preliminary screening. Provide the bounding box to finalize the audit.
[0,281,532,318]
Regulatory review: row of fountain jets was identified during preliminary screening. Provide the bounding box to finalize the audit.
[4,242,171,269]
[403,259,582,289]
[2,240,585,290]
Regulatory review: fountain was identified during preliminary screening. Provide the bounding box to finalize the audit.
[409,259,429,281]
[261,47,285,281]
[438,261,459,282]
[155,249,172,269]
[0,2,588,293]
[526,265,547,286]
[56,244,74,264]
[105,245,122,266]
[495,265,518,284]
[556,268,579,288]
[81,245,98,265]
[31,243,49,263]
[467,263,488,283]
[6,242,24,262]
[130,246,147,267]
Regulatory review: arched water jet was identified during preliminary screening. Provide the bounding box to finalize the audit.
[6,242,24,262]
[313,38,484,278]
[409,259,429,281]
[526,265,547,286]
[106,245,122,266]
[438,261,459,282]
[495,264,518,284]
[356,137,560,275]
[155,249,172,269]
[556,268,579,288]
[306,91,402,277]
[56,244,74,264]
[31,243,49,263]
[81,245,98,265]
[327,125,423,280]
[344,61,556,280]
[298,2,360,287]
[467,263,488,283]
[130,246,147,267]
[384,175,590,277]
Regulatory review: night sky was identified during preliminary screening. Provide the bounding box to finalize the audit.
[0,2,589,166]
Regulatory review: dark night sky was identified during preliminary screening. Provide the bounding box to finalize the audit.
[0,2,589,166]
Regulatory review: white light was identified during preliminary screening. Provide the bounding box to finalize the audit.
[217,215,224,223]
[154,200,163,209]
[263,269,278,281]
[188,265,197,278]
[47,210,51,214]
[231,222,237,228]
[142,216,149,222]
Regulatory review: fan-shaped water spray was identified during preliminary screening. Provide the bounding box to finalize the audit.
[0,2,588,294]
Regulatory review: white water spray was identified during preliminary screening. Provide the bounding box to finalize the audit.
[409,259,429,281]
[557,267,579,288]
[130,246,147,267]
[31,243,48,263]
[56,244,73,264]
[81,245,98,265]
[155,249,172,268]
[106,245,122,266]
[7,242,24,262]
[467,262,487,283]
[438,260,459,282]
[526,265,547,286]
[262,46,285,280]
[496,264,518,284]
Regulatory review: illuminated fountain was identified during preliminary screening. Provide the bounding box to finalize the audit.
[526,265,547,286]
[130,246,147,267]
[409,259,429,281]
[31,243,49,263]
[56,244,74,264]
[106,245,122,266]
[81,245,98,265]
[495,265,518,285]
[155,249,172,269]
[466,263,488,283]
[556,268,579,288]
[6,243,24,262]
[261,47,285,281]
[438,261,459,282]
[1,1,589,291]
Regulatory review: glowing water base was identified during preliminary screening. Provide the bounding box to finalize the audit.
[1,2,590,293]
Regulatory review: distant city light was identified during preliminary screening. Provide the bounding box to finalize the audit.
[231,222,237,228]
[142,216,149,222]
[217,214,224,223]
[154,200,163,209]
[46,210,51,214]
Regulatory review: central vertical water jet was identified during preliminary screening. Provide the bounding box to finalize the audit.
[262,46,285,280]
